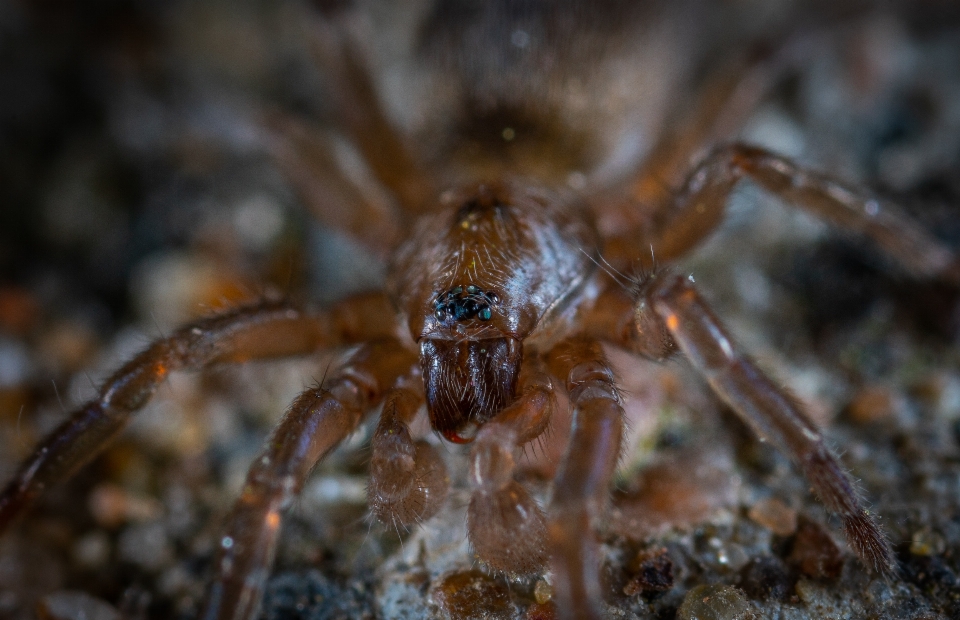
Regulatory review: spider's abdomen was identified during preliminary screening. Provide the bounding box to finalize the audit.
[388,180,597,441]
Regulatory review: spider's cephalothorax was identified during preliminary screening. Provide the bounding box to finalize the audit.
[391,181,598,442]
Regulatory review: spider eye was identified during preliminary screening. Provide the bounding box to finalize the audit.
[453,299,474,320]
[434,285,500,322]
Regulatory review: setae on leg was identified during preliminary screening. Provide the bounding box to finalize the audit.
[200,338,416,620]
[0,302,329,534]
[638,271,895,574]
[544,338,625,620]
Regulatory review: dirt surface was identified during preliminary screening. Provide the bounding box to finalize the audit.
[2,1,960,619]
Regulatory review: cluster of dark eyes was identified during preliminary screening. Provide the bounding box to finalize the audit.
[434,285,500,322]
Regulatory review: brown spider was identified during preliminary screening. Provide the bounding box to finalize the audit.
[3,2,960,619]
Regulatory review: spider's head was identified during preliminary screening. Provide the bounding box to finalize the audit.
[419,283,521,443]
[420,333,521,444]
[390,181,595,443]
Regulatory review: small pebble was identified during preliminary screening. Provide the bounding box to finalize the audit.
[89,484,163,528]
[117,521,173,572]
[261,570,372,619]
[157,565,193,597]
[738,556,792,601]
[793,578,821,606]
[623,547,674,595]
[909,528,946,556]
[747,497,797,537]
[788,517,843,579]
[72,532,111,569]
[431,570,513,620]
[610,449,738,537]
[37,591,119,620]
[0,287,39,334]
[866,577,893,605]
[847,385,898,424]
[677,584,754,620]
[910,371,960,419]
[0,340,32,388]
[533,579,553,605]
[36,321,98,374]
[525,601,557,620]
[722,543,750,571]
[900,552,958,592]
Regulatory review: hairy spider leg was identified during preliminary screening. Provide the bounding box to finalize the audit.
[642,271,895,574]
[598,39,794,264]
[466,360,557,576]
[0,291,401,534]
[627,52,781,204]
[308,13,435,215]
[200,338,417,620]
[598,25,960,285]
[543,338,625,620]
[264,114,403,257]
[645,144,960,283]
[368,384,450,529]
[0,302,334,534]
[582,282,679,362]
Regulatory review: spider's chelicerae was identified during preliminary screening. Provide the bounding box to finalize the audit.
[3,1,960,619]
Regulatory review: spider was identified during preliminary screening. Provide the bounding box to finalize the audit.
[2,1,960,619]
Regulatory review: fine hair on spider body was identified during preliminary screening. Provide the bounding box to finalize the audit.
[3,2,960,619]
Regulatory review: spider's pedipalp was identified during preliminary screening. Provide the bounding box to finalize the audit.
[466,366,556,576]
[368,387,450,528]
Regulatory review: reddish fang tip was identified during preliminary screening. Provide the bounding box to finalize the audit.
[442,429,474,444]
